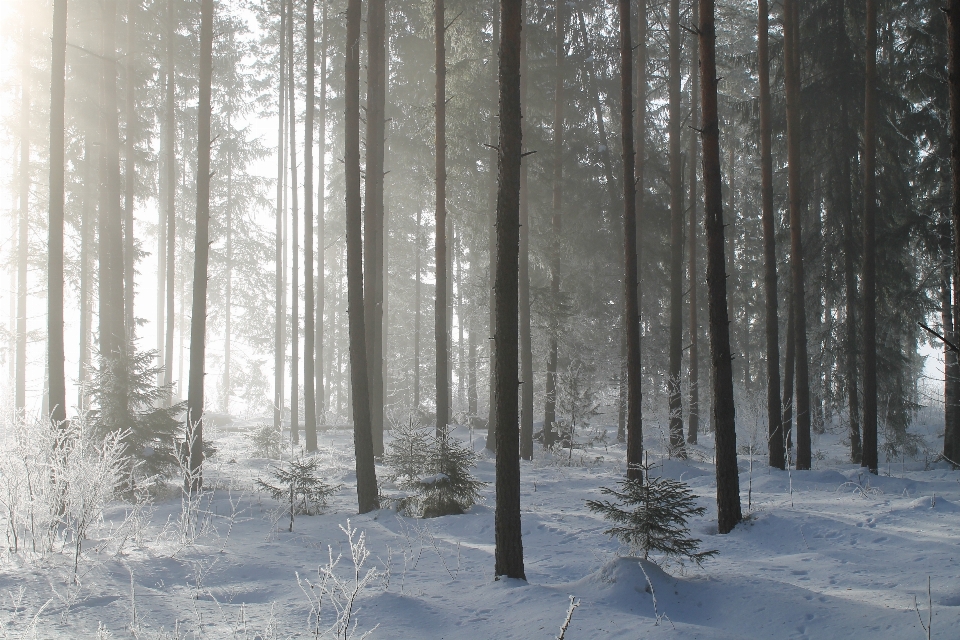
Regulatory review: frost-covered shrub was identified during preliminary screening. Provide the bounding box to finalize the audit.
[587,464,716,567]
[384,423,484,518]
[250,423,283,458]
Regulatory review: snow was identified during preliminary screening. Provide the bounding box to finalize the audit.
[1,418,959,639]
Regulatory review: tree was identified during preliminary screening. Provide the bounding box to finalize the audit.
[861,0,878,473]
[16,12,29,416]
[345,0,380,514]
[274,0,286,430]
[518,0,533,461]
[122,0,137,343]
[493,0,525,581]
[365,0,386,453]
[304,0,317,451]
[435,0,449,437]
[783,0,811,471]
[47,0,68,427]
[543,0,565,449]
[288,0,300,447]
[186,0,214,490]
[315,0,328,427]
[757,0,783,469]
[948,0,960,466]
[698,0,741,534]
[620,0,642,482]
[486,1,499,454]
[666,0,685,457]
[163,0,177,405]
[686,0,700,446]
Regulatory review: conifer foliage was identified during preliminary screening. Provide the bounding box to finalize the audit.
[256,455,338,531]
[587,464,717,566]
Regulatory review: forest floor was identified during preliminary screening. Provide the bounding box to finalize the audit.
[1,410,959,639]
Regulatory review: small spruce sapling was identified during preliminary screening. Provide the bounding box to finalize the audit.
[587,463,717,566]
[256,455,338,532]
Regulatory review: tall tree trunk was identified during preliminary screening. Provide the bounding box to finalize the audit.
[783,0,811,471]
[620,0,642,481]
[948,0,960,466]
[223,107,233,414]
[123,0,136,344]
[346,0,380,514]
[435,0,449,437]
[80,141,94,410]
[414,206,421,414]
[518,0,533,460]
[782,296,796,453]
[163,0,176,403]
[493,0,525,581]
[304,0,317,450]
[274,0,286,429]
[667,0,685,456]
[48,0,67,426]
[157,108,166,387]
[16,26,29,416]
[486,1,500,453]
[186,0,214,490]
[366,0,387,452]
[699,0,741,533]
[687,0,700,446]
[544,0,565,449]
[316,0,327,423]
[288,0,299,446]
[758,0,784,469]
[861,0,878,473]
[942,253,957,463]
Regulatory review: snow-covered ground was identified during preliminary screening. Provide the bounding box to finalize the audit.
[1,413,958,639]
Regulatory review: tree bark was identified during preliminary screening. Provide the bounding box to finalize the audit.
[783,296,796,453]
[365,0,386,453]
[16,22,29,416]
[518,0,533,460]
[186,0,214,490]
[288,0,300,447]
[274,0,286,429]
[47,0,67,426]
[493,0,525,581]
[435,0,449,437]
[620,0,643,481]
[487,1,500,453]
[316,0,327,424]
[305,0,317,450]
[687,0,700,446]
[949,0,960,466]
[783,0,811,471]
[346,0,380,514]
[667,0,685,456]
[415,206,421,414]
[942,253,957,463]
[123,0,136,344]
[163,0,176,404]
[699,0,741,533]
[758,0,784,469]
[861,0,878,473]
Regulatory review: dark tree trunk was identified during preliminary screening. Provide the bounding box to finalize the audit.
[487,1,499,453]
[544,0,565,449]
[783,296,796,453]
[47,0,67,426]
[783,0,811,471]
[435,0,449,437]
[288,0,299,447]
[365,0,386,453]
[948,0,960,466]
[186,0,214,490]
[687,0,700,446]
[493,0,525,581]
[699,0,741,533]
[16,27,29,416]
[316,0,327,424]
[942,255,958,463]
[667,0,685,456]
[620,0,642,481]
[123,0,136,344]
[861,0,878,473]
[274,0,286,429]
[305,0,317,451]
[758,0,784,469]
[518,0,533,460]
[414,206,421,414]
[346,0,380,514]
[163,0,176,403]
